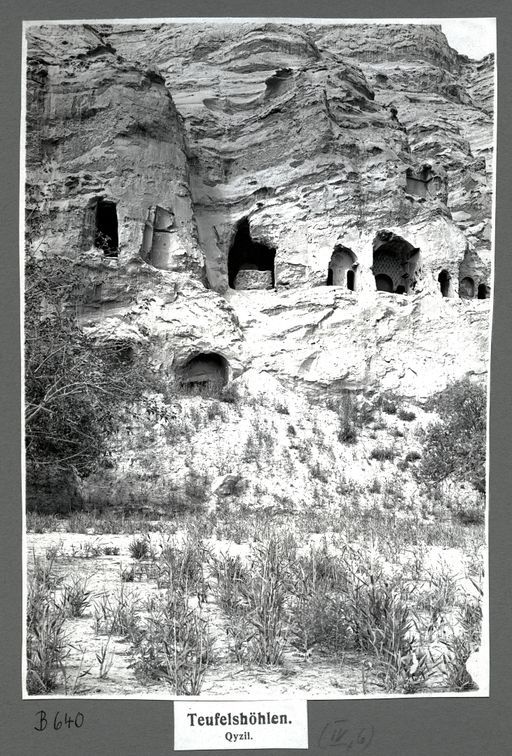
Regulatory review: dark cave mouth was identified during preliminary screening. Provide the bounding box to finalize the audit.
[228,218,276,289]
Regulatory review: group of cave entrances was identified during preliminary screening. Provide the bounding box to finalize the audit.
[87,200,491,394]
[228,217,490,300]
[88,198,490,301]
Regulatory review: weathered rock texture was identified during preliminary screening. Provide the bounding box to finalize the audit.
[25,21,493,401]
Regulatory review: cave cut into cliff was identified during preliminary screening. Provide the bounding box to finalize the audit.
[438,269,453,297]
[458,248,491,300]
[405,165,443,199]
[94,199,118,256]
[228,218,276,290]
[459,276,475,299]
[372,231,420,294]
[179,352,229,391]
[327,245,358,290]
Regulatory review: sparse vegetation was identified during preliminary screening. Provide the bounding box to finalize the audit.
[129,535,150,561]
[61,577,92,618]
[26,557,69,694]
[381,397,398,415]
[398,409,416,422]
[370,446,396,461]
[25,370,487,697]
[103,545,120,556]
[93,586,140,638]
[130,590,212,694]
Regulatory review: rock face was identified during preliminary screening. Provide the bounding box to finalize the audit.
[25,21,493,401]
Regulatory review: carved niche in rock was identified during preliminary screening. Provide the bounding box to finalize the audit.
[477,283,491,299]
[405,164,444,200]
[83,197,119,256]
[372,230,421,294]
[228,218,275,290]
[326,245,358,290]
[459,276,475,299]
[179,352,229,390]
[438,269,453,298]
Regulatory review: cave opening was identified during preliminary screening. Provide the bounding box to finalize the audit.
[478,283,491,299]
[95,199,118,256]
[375,274,394,292]
[264,68,293,98]
[459,276,475,299]
[326,245,357,289]
[438,269,452,297]
[228,218,276,290]
[110,342,134,365]
[405,165,440,199]
[179,352,229,391]
[372,231,420,294]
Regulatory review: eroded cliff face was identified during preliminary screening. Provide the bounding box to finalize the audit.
[26,24,203,278]
[25,21,493,401]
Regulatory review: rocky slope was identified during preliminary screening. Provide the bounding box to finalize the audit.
[25,22,493,503]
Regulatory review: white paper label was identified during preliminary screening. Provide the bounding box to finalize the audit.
[174,700,308,750]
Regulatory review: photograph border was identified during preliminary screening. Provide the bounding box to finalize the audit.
[2,0,512,753]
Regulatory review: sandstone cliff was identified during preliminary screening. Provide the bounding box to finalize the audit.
[25,21,493,507]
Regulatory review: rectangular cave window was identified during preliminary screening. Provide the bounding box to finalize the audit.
[95,199,118,256]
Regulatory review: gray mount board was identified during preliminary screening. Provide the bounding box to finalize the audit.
[2,0,511,754]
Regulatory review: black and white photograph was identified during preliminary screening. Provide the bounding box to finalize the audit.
[23,17,494,700]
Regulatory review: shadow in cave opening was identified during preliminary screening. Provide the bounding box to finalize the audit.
[228,218,276,289]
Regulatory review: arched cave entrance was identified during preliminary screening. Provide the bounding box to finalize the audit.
[372,230,420,294]
[438,269,452,297]
[228,218,276,290]
[179,353,229,390]
[459,276,475,299]
[326,246,358,290]
[95,199,118,256]
[478,283,491,299]
[375,274,394,292]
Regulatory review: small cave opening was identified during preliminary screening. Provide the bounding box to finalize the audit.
[438,269,452,297]
[459,276,475,299]
[326,245,358,290]
[104,340,134,367]
[179,352,229,391]
[478,283,491,299]
[375,274,394,292]
[372,231,420,294]
[228,218,276,290]
[405,165,441,199]
[264,68,294,98]
[95,199,118,256]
